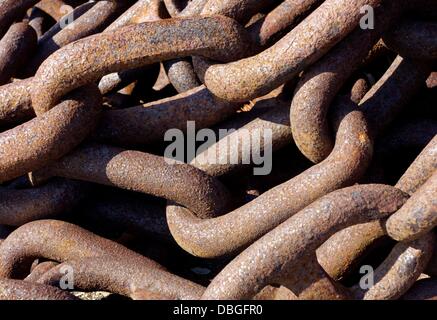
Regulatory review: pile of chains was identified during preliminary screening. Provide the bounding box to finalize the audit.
[0,0,436,300]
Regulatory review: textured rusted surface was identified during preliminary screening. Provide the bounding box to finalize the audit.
[318,136,437,284]
[362,39,390,65]
[290,2,400,163]
[201,0,280,23]
[384,19,437,61]
[386,171,437,242]
[32,143,231,218]
[0,22,37,85]
[402,279,437,300]
[350,78,369,104]
[0,0,435,302]
[316,221,386,281]
[427,72,437,88]
[0,0,39,39]
[25,1,131,76]
[203,0,385,102]
[98,67,150,95]
[247,0,324,47]
[254,285,297,300]
[396,136,437,195]
[32,1,96,48]
[0,79,34,127]
[24,261,58,283]
[179,0,208,17]
[0,279,78,300]
[130,288,175,300]
[93,85,240,146]
[37,256,204,300]
[31,15,254,114]
[169,0,264,93]
[27,7,48,39]
[100,0,165,95]
[178,0,291,92]
[105,0,164,32]
[271,253,352,300]
[35,0,69,21]
[0,179,84,226]
[350,233,434,300]
[167,100,373,258]
[6,73,279,140]
[0,219,165,279]
[0,85,101,183]
[165,58,200,93]
[159,0,201,94]
[191,99,291,177]
[201,185,408,299]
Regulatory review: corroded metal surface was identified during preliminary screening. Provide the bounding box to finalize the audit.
[247,0,324,47]
[167,99,373,258]
[31,143,231,218]
[0,79,34,127]
[24,261,58,283]
[200,185,426,299]
[396,136,437,195]
[0,22,37,85]
[316,220,386,281]
[24,1,131,76]
[203,0,386,102]
[290,1,401,163]
[37,256,204,299]
[0,279,78,300]
[387,171,437,242]
[93,85,240,146]
[0,0,40,39]
[0,0,434,301]
[201,0,280,23]
[0,219,165,279]
[191,98,291,177]
[0,179,84,226]
[31,15,254,114]
[0,85,101,183]
[34,0,68,21]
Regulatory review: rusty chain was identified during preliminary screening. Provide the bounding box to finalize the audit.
[0,0,435,300]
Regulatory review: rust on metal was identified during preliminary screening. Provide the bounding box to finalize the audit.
[0,179,84,226]
[167,99,373,258]
[31,143,231,218]
[0,22,37,85]
[0,0,434,301]
[0,279,78,300]
[0,85,101,183]
[31,15,254,114]
[203,0,386,102]
[37,256,204,300]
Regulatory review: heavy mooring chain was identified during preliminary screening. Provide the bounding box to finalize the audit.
[0,0,435,300]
